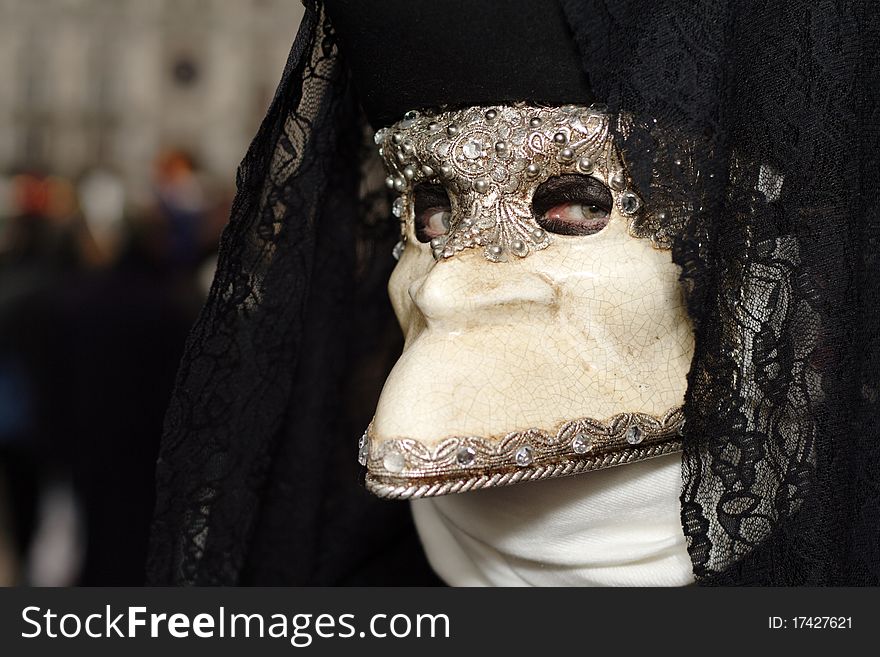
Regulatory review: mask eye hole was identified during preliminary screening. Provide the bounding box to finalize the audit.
[413,183,452,243]
[532,174,613,237]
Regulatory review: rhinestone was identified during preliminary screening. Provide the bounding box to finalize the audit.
[515,445,534,467]
[428,122,441,132]
[385,176,395,189]
[656,210,669,222]
[485,109,498,120]
[510,239,528,257]
[526,163,541,177]
[559,147,575,161]
[463,139,484,159]
[529,117,542,128]
[373,128,388,145]
[553,132,567,144]
[393,178,406,192]
[473,178,490,193]
[432,247,443,260]
[402,166,415,180]
[589,102,609,112]
[392,133,403,145]
[392,240,405,261]
[447,124,459,136]
[620,191,641,215]
[401,110,419,127]
[610,173,626,190]
[442,247,455,258]
[456,446,477,466]
[392,197,405,217]
[674,158,683,167]
[626,425,644,445]
[383,450,406,473]
[421,165,435,177]
[531,227,546,241]
[577,156,594,173]
[572,433,593,454]
[357,432,370,466]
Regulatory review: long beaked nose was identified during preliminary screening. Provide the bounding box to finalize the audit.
[409,251,557,327]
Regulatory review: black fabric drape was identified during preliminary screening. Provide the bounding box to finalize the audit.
[147,0,880,585]
[559,0,880,584]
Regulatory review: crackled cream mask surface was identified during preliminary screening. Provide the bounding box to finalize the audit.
[360,105,694,498]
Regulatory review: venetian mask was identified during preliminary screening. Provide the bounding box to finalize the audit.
[359,104,694,499]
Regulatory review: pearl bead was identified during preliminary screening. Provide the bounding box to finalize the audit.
[383,450,406,473]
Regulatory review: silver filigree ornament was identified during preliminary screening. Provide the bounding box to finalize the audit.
[364,407,685,499]
[375,104,666,263]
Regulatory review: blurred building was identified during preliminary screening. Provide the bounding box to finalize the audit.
[0,0,305,586]
[0,0,303,206]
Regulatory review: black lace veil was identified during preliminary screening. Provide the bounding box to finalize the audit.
[147,0,880,585]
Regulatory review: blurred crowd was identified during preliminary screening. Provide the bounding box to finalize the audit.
[0,152,230,585]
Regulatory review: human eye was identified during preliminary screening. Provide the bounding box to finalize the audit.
[532,174,613,236]
[412,183,452,242]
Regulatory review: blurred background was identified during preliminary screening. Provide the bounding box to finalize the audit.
[0,0,304,585]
